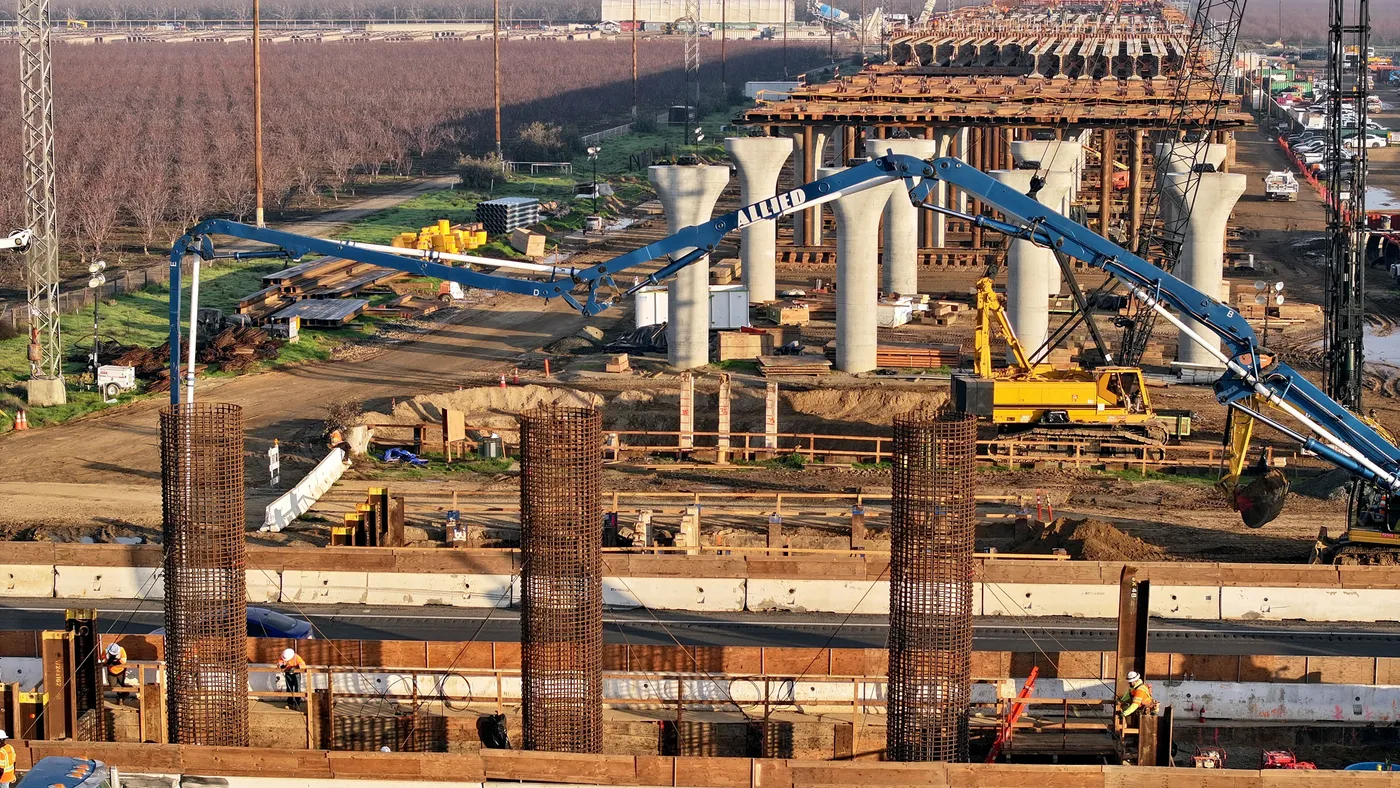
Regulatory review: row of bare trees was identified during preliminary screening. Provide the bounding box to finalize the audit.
[0,38,824,288]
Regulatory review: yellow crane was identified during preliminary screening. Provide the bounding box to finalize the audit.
[961,277,1175,446]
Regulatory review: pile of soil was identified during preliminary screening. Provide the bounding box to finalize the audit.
[359,384,604,442]
[1010,517,1168,562]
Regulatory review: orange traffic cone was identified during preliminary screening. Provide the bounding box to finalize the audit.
[512,367,520,385]
[499,374,507,388]
[14,410,28,431]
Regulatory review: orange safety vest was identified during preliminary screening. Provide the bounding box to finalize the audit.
[106,646,127,675]
[280,655,307,671]
[1128,683,1157,713]
[0,742,16,784]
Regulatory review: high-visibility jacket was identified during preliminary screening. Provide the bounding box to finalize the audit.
[1,741,17,784]
[105,646,128,675]
[1119,682,1157,717]
[279,654,307,671]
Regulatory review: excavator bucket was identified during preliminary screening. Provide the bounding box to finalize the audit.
[1232,469,1290,529]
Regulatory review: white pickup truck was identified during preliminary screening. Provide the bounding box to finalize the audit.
[1264,170,1299,201]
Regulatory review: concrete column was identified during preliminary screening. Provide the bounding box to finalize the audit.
[1163,171,1247,369]
[648,164,731,370]
[989,169,1074,355]
[1010,139,1083,220]
[820,166,900,373]
[1153,142,1228,231]
[784,126,831,246]
[866,137,937,298]
[956,127,971,213]
[1099,129,1116,236]
[725,136,794,304]
[921,127,957,248]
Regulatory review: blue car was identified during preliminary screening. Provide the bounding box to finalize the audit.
[151,606,313,639]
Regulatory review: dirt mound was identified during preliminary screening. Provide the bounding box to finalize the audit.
[784,388,948,426]
[1010,517,1167,562]
[360,384,604,441]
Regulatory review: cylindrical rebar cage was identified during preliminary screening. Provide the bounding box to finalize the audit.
[887,410,977,762]
[519,404,603,753]
[159,402,248,747]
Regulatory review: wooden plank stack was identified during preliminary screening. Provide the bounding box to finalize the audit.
[822,341,962,369]
[710,258,743,285]
[718,331,774,361]
[364,294,442,319]
[238,257,408,324]
[762,301,811,326]
[757,355,831,377]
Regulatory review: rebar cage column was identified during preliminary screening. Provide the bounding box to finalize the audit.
[519,404,603,753]
[887,411,977,762]
[159,402,248,746]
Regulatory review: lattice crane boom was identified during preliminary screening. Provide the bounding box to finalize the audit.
[19,0,64,399]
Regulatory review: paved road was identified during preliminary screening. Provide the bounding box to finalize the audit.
[5,599,1400,657]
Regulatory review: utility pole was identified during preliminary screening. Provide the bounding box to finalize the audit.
[493,0,502,158]
[20,0,65,406]
[1324,0,1370,410]
[631,0,638,118]
[253,0,265,226]
[720,0,727,91]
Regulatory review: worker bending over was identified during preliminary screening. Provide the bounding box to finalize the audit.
[1117,671,1157,723]
[105,643,129,687]
[0,729,15,788]
[279,648,307,710]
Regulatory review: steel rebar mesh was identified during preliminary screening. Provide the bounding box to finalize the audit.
[160,402,248,747]
[519,404,603,753]
[887,410,977,763]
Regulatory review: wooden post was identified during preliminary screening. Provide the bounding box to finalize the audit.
[850,505,866,550]
[140,679,164,743]
[679,372,695,455]
[717,373,732,464]
[766,515,783,557]
[764,382,778,452]
[40,630,71,741]
[1129,129,1144,247]
[801,125,816,244]
[1100,129,1116,236]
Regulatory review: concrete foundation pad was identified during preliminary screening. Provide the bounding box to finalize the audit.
[26,377,66,407]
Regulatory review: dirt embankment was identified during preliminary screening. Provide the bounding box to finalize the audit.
[1009,517,1169,562]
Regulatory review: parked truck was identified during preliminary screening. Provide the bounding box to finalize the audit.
[1265,170,1299,201]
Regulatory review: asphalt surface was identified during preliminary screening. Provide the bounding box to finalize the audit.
[6,599,1400,657]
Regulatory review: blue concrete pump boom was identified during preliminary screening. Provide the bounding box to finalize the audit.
[167,153,1400,529]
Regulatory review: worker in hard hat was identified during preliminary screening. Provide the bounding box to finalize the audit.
[0,729,15,788]
[104,642,129,687]
[1117,670,1157,724]
[278,648,308,710]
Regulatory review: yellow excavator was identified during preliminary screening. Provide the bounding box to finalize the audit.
[955,277,1178,446]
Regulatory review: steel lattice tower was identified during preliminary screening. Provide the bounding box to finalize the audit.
[1323,0,1369,410]
[20,0,62,391]
[683,0,701,106]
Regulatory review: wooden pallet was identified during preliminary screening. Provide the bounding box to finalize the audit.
[757,355,831,377]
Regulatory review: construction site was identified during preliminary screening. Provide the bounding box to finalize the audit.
[4,0,1400,784]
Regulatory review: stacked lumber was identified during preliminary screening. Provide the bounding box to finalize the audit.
[605,353,631,373]
[633,200,664,216]
[757,355,831,377]
[196,327,284,373]
[718,331,774,361]
[822,341,961,369]
[762,301,811,326]
[710,258,742,285]
[239,257,408,323]
[238,286,292,322]
[364,294,442,319]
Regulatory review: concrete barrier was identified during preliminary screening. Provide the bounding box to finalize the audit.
[365,572,515,608]
[1222,586,1400,622]
[54,566,164,600]
[247,569,283,603]
[746,579,896,615]
[603,577,745,612]
[1150,585,1221,619]
[280,570,368,604]
[981,582,1118,618]
[263,448,348,533]
[0,564,55,597]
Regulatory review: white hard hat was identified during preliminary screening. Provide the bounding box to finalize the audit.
[379,746,391,753]
[0,729,7,740]
[107,643,121,655]
[1127,670,1141,682]
[282,648,296,661]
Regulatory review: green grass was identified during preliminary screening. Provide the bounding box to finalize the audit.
[355,454,517,480]
[572,108,734,176]
[1101,468,1218,486]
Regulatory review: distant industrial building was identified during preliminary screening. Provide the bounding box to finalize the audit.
[600,0,794,25]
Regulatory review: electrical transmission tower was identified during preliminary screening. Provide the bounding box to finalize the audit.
[1323,0,1369,410]
[20,0,65,405]
[682,0,702,106]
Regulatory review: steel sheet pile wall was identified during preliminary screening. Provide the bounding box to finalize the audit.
[159,402,248,746]
[519,404,603,753]
[887,410,977,762]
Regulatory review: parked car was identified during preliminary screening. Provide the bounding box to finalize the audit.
[1344,133,1387,149]
[150,606,314,639]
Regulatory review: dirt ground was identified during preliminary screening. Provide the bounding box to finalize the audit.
[0,119,1394,567]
